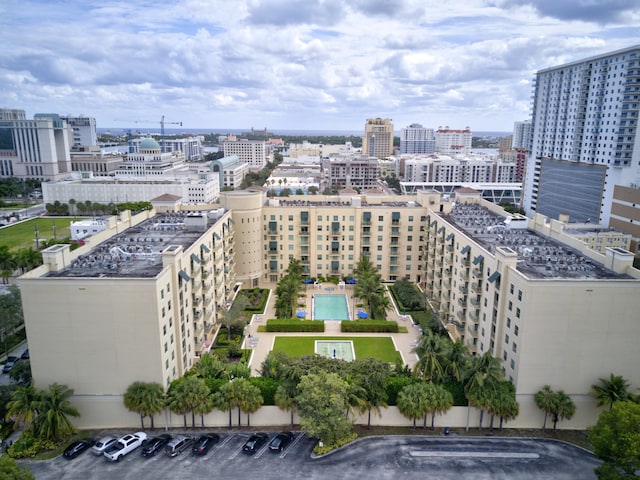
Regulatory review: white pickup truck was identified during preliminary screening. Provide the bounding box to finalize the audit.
[103,432,147,461]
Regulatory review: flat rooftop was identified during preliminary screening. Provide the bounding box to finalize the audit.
[443,203,632,280]
[47,212,219,279]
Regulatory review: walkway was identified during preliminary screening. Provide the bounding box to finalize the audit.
[243,283,422,375]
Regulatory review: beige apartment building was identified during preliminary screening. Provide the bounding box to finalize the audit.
[17,188,640,427]
[19,208,235,410]
[362,118,394,158]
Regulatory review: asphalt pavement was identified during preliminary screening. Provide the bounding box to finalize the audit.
[24,434,600,480]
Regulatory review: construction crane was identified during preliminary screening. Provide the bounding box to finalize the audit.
[114,117,182,152]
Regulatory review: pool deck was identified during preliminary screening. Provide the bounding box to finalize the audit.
[243,283,422,376]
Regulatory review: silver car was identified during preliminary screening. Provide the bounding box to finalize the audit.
[91,436,117,455]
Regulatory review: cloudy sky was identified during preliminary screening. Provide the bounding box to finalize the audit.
[1,0,639,133]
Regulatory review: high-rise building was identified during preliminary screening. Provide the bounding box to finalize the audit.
[399,123,435,154]
[435,126,472,155]
[223,139,271,169]
[362,118,394,158]
[61,115,97,147]
[512,120,531,149]
[0,109,72,181]
[523,45,640,226]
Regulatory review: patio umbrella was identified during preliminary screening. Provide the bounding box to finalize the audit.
[357,311,369,319]
[296,311,307,318]
[303,278,314,284]
[346,279,357,284]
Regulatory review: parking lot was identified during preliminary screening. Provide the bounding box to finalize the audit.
[24,433,600,480]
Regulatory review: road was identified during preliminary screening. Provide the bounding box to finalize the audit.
[24,434,600,480]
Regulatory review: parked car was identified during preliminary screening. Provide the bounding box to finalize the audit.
[103,432,147,461]
[2,356,18,374]
[191,433,220,456]
[242,432,269,455]
[63,438,95,459]
[91,436,117,455]
[141,434,171,457]
[165,435,194,457]
[268,431,294,453]
[20,349,29,360]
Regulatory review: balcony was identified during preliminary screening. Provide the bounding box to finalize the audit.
[471,282,482,293]
[470,296,481,307]
[473,268,484,277]
[468,310,480,322]
[457,296,467,307]
[458,285,468,294]
[456,310,467,322]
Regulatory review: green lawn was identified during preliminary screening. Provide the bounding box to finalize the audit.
[272,336,401,363]
[0,217,76,250]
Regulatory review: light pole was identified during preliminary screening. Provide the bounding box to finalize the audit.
[34,222,40,250]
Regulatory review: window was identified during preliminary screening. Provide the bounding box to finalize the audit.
[518,290,522,301]
[508,301,513,311]
[503,351,507,361]
[164,343,168,352]
[516,308,521,318]
[512,343,517,353]
[163,325,167,335]
[510,283,514,294]
[510,359,515,370]
[160,289,164,299]
[506,317,511,328]
[505,334,509,344]
[378,216,384,221]
[514,325,519,336]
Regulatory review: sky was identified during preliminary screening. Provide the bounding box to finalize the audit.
[1,0,639,133]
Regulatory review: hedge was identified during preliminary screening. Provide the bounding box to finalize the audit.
[265,319,325,332]
[248,377,279,405]
[340,320,399,333]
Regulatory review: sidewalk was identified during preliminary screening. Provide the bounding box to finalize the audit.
[244,284,421,375]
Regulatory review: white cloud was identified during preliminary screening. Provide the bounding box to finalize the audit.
[0,0,638,131]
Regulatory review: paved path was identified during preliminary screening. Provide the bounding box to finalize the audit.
[244,283,422,375]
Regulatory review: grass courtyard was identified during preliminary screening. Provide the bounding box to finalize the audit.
[0,217,75,250]
[272,336,402,363]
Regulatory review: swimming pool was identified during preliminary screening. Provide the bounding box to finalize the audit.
[313,294,350,320]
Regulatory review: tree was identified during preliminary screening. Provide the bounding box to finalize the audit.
[68,198,76,216]
[166,376,210,428]
[589,401,640,479]
[9,360,31,386]
[590,374,632,411]
[275,274,302,319]
[0,455,34,480]
[397,382,430,428]
[425,382,454,430]
[32,383,80,443]
[216,378,263,427]
[413,331,451,382]
[534,385,576,431]
[274,383,297,428]
[487,381,519,431]
[351,359,390,428]
[354,264,388,320]
[296,372,353,445]
[464,352,504,431]
[123,381,165,429]
[5,385,39,429]
[220,294,249,341]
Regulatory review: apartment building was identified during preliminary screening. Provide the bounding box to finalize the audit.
[435,126,472,155]
[399,123,435,154]
[512,120,532,149]
[61,116,97,148]
[0,109,72,181]
[210,155,249,190]
[321,155,380,190]
[404,154,518,184]
[362,118,394,158]
[19,208,235,411]
[223,139,271,169]
[609,185,640,252]
[523,45,640,226]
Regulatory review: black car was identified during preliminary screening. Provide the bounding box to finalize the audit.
[242,432,269,455]
[268,431,294,453]
[141,434,171,457]
[2,356,18,374]
[21,349,29,360]
[63,438,95,459]
[191,433,220,456]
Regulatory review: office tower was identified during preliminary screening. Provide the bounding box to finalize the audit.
[512,120,531,149]
[523,45,640,226]
[61,115,98,147]
[362,118,395,158]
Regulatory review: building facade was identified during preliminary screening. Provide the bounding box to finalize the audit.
[400,123,435,154]
[321,155,380,190]
[61,115,97,147]
[512,120,532,149]
[209,155,249,190]
[0,109,72,181]
[523,45,640,226]
[223,139,271,169]
[362,118,395,159]
[435,126,472,156]
[609,184,640,252]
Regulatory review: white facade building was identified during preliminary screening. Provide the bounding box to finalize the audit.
[435,126,472,155]
[512,120,532,149]
[400,123,435,154]
[61,116,98,147]
[132,137,202,161]
[523,45,640,225]
[223,139,271,169]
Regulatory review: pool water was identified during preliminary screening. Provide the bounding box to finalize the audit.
[313,294,350,320]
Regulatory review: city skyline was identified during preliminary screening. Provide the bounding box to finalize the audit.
[1,0,639,132]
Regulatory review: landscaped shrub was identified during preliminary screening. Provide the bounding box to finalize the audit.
[241,288,269,313]
[266,319,325,332]
[442,379,467,406]
[248,377,279,405]
[340,320,399,333]
[204,377,228,393]
[227,341,243,359]
[385,376,418,405]
[391,279,425,311]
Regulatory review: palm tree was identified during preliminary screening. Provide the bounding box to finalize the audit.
[590,373,631,410]
[464,352,504,431]
[444,340,470,382]
[123,381,165,429]
[487,381,519,431]
[534,385,555,431]
[275,274,302,319]
[351,359,390,428]
[220,294,249,340]
[166,378,193,428]
[425,382,454,430]
[354,272,387,319]
[549,390,576,431]
[68,198,76,216]
[5,385,40,429]
[33,384,80,443]
[193,394,215,428]
[217,378,263,426]
[412,331,451,382]
[238,382,263,427]
[397,382,430,428]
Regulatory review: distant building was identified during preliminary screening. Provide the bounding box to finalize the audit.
[70,147,125,176]
[403,154,518,184]
[362,118,394,158]
[0,109,72,181]
[609,185,640,252]
[209,155,249,190]
[132,137,202,161]
[70,219,107,241]
[400,123,435,154]
[61,116,98,147]
[322,155,380,190]
[435,126,472,155]
[512,120,531,149]
[223,139,271,169]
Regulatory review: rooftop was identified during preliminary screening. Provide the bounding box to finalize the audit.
[443,203,632,280]
[47,211,222,279]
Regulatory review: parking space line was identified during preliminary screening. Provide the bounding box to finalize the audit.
[280,432,305,459]
[227,434,247,460]
[253,437,272,459]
